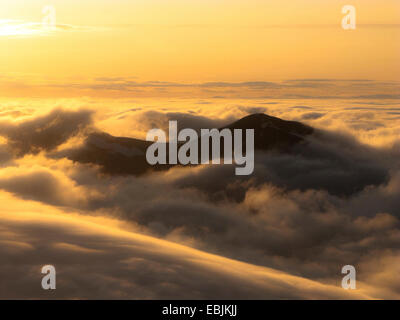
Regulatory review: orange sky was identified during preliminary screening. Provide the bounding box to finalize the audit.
[0,0,399,98]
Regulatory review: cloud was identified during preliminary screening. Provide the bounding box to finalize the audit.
[238,106,268,114]
[0,166,93,207]
[0,145,14,167]
[0,107,399,299]
[301,112,325,120]
[0,109,93,156]
[23,78,400,100]
[134,110,235,133]
[0,192,372,299]
[86,167,399,299]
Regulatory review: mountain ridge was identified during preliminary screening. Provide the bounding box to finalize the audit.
[66,113,314,175]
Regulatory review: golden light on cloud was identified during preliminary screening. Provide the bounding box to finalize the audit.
[0,191,376,299]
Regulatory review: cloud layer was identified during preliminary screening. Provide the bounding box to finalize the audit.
[0,105,398,299]
[0,192,373,299]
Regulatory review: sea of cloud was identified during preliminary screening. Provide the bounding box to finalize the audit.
[0,99,398,299]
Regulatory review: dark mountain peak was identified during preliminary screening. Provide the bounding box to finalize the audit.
[227,113,313,135]
[225,113,313,150]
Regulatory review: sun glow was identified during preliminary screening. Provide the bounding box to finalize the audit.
[0,19,49,37]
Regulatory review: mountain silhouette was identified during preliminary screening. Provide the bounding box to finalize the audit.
[226,113,313,150]
[66,113,314,175]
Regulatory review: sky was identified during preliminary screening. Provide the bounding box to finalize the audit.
[0,0,399,95]
[0,0,399,299]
